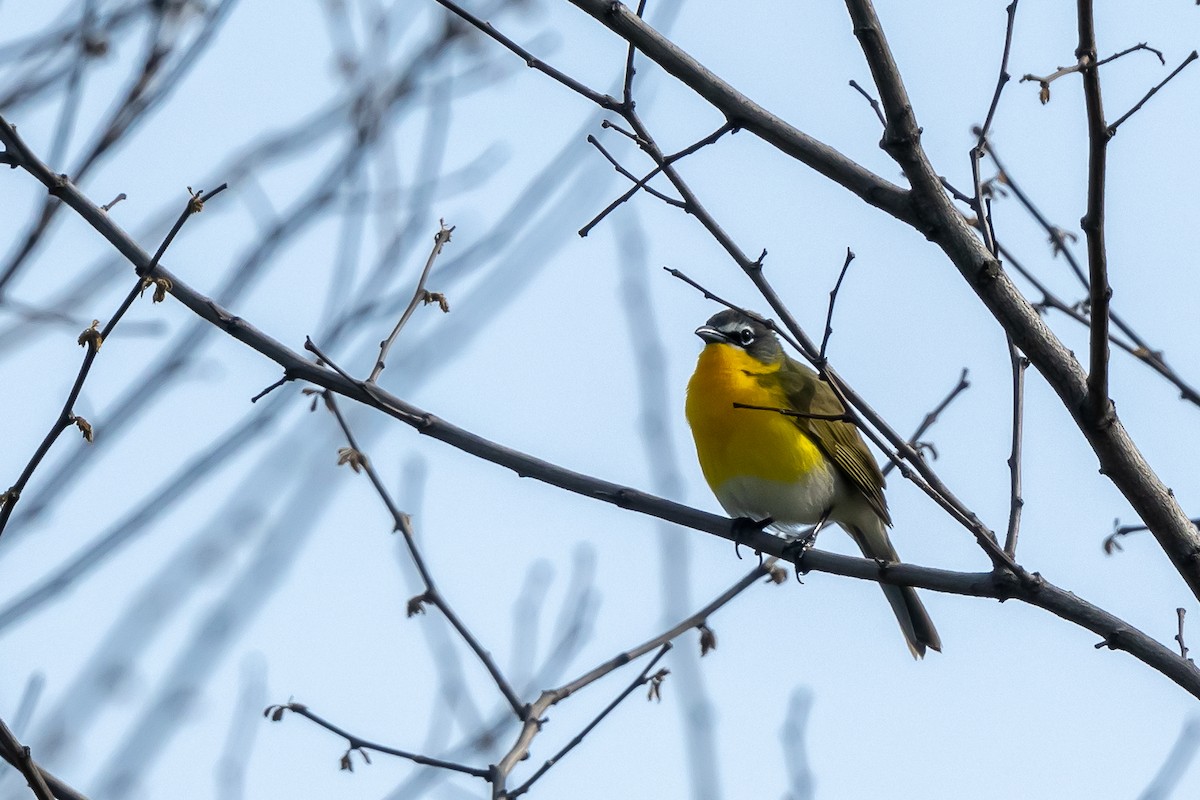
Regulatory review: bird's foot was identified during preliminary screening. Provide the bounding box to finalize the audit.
[731,516,773,561]
[781,511,832,582]
[780,533,818,582]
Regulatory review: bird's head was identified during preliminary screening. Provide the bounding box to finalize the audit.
[694,309,784,364]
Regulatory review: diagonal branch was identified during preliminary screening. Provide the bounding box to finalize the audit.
[837,0,1200,601]
[452,0,918,225]
[319,391,526,721]
[0,716,55,800]
[986,144,1200,407]
[4,107,1200,699]
[506,646,672,798]
[263,702,490,779]
[1108,50,1198,135]
[0,179,226,540]
[493,560,778,793]
[368,220,453,383]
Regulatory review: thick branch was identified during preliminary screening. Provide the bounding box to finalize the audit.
[837,2,1200,600]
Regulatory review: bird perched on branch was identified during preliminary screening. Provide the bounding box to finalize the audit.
[685,308,941,658]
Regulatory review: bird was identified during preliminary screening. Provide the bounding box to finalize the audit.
[685,308,941,658]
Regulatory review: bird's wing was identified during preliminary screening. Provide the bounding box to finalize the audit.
[774,360,892,526]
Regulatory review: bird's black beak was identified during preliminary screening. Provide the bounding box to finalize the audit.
[694,325,728,344]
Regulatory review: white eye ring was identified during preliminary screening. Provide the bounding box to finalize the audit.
[738,328,754,346]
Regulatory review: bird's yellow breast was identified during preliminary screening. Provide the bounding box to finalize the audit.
[685,343,826,490]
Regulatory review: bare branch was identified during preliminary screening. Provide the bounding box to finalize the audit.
[0,716,57,800]
[508,645,672,798]
[320,392,526,721]
[368,220,454,383]
[1104,518,1200,555]
[1020,42,1166,104]
[987,145,1200,407]
[579,121,735,236]
[493,560,778,792]
[1075,0,1115,428]
[552,0,918,224]
[970,1,1019,256]
[818,248,856,362]
[839,0,1200,600]
[584,134,679,213]
[1108,50,1199,135]
[1096,42,1165,68]
[908,369,971,455]
[263,703,489,779]
[733,403,852,424]
[0,181,226,540]
[1004,340,1028,556]
[977,1,1019,145]
[433,0,618,110]
[847,79,885,126]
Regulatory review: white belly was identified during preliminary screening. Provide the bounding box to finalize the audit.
[712,462,839,529]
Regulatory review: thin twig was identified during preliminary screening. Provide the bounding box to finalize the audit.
[1020,42,1166,104]
[492,560,777,793]
[508,645,672,798]
[46,0,98,167]
[847,79,885,126]
[818,248,855,362]
[977,1,1018,144]
[0,183,225,539]
[1104,518,1200,554]
[263,703,490,779]
[987,145,1200,407]
[733,402,851,424]
[1004,338,1028,556]
[1096,42,1165,68]
[0,716,56,800]
[1139,717,1200,800]
[368,220,453,383]
[580,122,734,237]
[1177,608,1191,662]
[433,0,618,110]
[970,0,1018,256]
[583,135,679,219]
[1108,50,1198,135]
[320,392,526,720]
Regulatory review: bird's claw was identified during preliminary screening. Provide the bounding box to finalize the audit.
[781,533,819,582]
[731,516,773,559]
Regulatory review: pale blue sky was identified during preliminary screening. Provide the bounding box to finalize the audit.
[2,2,1200,798]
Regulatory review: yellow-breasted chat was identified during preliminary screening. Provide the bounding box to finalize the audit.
[685,308,941,658]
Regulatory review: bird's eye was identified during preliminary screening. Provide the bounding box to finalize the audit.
[738,327,755,346]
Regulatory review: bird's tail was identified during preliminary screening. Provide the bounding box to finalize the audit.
[844,518,942,659]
